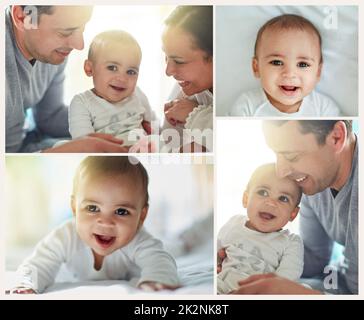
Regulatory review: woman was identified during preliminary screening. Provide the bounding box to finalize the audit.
[161,6,213,152]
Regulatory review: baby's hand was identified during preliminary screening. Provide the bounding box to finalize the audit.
[142,121,152,135]
[11,287,36,294]
[138,281,178,291]
[164,99,198,126]
[217,248,226,274]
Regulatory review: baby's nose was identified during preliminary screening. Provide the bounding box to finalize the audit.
[265,198,278,207]
[282,64,297,78]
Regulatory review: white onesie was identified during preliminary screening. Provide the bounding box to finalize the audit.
[69,87,155,146]
[15,220,179,293]
[229,88,342,117]
[217,215,303,294]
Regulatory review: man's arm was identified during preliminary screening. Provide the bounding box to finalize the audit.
[33,62,70,138]
[299,196,333,278]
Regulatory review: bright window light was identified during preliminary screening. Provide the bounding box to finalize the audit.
[216,120,300,234]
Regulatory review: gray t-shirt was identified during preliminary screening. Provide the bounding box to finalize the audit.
[5,9,69,152]
[300,139,358,294]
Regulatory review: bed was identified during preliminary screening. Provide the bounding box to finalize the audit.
[216,5,358,116]
[5,241,213,296]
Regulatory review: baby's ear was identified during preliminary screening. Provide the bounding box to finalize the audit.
[242,191,249,208]
[252,58,260,78]
[316,62,323,81]
[289,206,300,222]
[84,59,93,77]
[70,195,76,217]
[138,206,149,228]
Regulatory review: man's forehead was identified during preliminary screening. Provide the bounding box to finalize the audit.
[39,6,92,28]
[263,121,316,152]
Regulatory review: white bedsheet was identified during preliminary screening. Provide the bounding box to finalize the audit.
[6,243,213,296]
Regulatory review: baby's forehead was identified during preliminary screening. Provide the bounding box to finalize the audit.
[259,25,321,48]
[249,166,300,194]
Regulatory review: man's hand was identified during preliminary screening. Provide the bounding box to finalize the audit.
[164,99,198,126]
[230,273,322,295]
[43,133,130,153]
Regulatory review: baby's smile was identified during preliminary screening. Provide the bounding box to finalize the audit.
[109,84,126,92]
[94,233,116,249]
[258,211,276,221]
[279,85,300,96]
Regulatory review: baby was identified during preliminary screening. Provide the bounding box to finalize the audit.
[12,156,179,294]
[229,14,341,117]
[217,163,303,294]
[69,30,155,148]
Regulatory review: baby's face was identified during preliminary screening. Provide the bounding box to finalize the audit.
[71,173,147,259]
[244,168,300,233]
[253,28,322,112]
[86,42,141,103]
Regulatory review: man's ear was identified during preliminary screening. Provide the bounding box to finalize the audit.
[11,5,38,31]
[84,59,94,77]
[11,6,28,31]
[327,121,347,154]
[70,195,76,217]
[242,191,249,208]
[252,57,260,78]
[138,206,149,228]
[289,207,300,222]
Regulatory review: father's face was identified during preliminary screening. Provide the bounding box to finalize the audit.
[263,121,339,195]
[22,6,93,64]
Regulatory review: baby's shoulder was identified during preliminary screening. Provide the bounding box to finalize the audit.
[306,91,341,115]
[229,88,265,116]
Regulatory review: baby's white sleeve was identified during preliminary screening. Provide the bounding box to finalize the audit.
[228,93,254,116]
[69,94,96,139]
[275,234,304,281]
[130,229,179,287]
[321,96,343,116]
[14,223,72,293]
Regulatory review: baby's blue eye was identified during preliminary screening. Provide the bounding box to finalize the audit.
[297,62,310,68]
[257,189,269,197]
[86,205,99,213]
[279,195,289,203]
[115,208,129,216]
[127,69,138,76]
[270,60,283,66]
[107,65,117,71]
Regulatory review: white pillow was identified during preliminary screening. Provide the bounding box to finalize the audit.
[216,5,358,116]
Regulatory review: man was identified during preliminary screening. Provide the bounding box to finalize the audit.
[6,5,128,152]
[224,120,358,294]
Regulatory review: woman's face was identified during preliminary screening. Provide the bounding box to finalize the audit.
[162,26,213,96]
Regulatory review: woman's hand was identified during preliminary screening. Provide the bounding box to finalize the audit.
[164,99,198,126]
